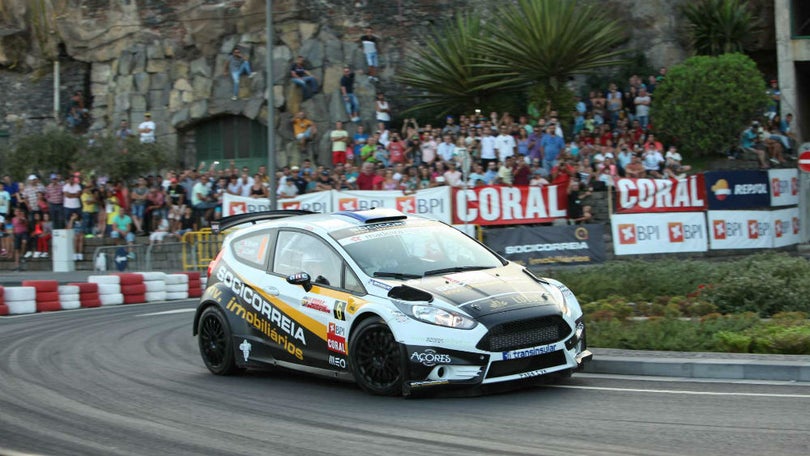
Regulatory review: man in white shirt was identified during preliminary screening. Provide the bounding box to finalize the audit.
[494,125,516,162]
[330,121,349,166]
[138,113,156,144]
[479,127,497,169]
[436,135,455,163]
[634,88,651,130]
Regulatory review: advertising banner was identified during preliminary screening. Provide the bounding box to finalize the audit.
[451,185,567,226]
[333,187,452,223]
[704,170,770,210]
[612,212,708,255]
[768,168,799,207]
[771,207,801,248]
[222,192,332,216]
[615,175,707,213]
[707,210,774,250]
[485,224,606,266]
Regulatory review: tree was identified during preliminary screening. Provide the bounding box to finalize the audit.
[3,128,169,183]
[475,0,629,92]
[682,0,756,56]
[3,127,84,180]
[651,53,769,157]
[396,0,629,117]
[395,13,506,117]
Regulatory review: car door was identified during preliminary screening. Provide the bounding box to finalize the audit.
[270,229,364,371]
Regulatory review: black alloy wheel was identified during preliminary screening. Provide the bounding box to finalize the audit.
[198,306,240,375]
[349,317,404,396]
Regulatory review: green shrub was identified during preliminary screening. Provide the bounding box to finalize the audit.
[714,331,753,352]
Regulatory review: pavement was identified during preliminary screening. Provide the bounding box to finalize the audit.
[2,271,808,383]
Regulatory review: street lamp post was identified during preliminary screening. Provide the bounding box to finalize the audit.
[266,0,277,210]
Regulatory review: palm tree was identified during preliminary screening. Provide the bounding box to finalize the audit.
[682,0,755,56]
[475,0,629,92]
[396,13,502,116]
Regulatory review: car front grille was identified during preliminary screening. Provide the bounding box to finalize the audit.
[476,316,571,352]
[485,350,567,379]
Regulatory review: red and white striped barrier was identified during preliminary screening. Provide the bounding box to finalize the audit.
[166,274,189,300]
[89,275,124,306]
[0,286,8,316]
[4,286,36,315]
[58,285,81,310]
[69,282,101,308]
[116,273,146,304]
[22,280,61,313]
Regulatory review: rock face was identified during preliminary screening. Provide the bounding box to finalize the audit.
[0,0,776,169]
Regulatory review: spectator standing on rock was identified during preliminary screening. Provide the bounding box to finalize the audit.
[224,47,256,101]
[290,55,319,101]
[138,113,155,144]
[340,67,361,122]
[330,121,350,167]
[375,93,391,130]
[359,27,380,82]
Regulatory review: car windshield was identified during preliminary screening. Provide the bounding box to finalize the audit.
[334,219,505,278]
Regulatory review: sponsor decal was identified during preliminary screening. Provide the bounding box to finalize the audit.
[748,220,759,239]
[772,178,781,197]
[775,219,783,238]
[301,297,330,313]
[519,369,550,379]
[618,223,637,244]
[502,343,559,361]
[226,298,304,360]
[713,220,727,240]
[504,241,588,254]
[409,379,450,389]
[230,202,248,215]
[327,322,347,354]
[396,196,416,213]
[338,198,386,211]
[367,279,393,291]
[328,355,347,369]
[239,339,252,362]
[574,227,589,240]
[793,217,800,235]
[711,179,732,200]
[732,183,767,195]
[410,349,452,366]
[333,300,347,321]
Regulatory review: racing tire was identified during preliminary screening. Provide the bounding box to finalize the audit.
[349,317,405,396]
[197,305,240,375]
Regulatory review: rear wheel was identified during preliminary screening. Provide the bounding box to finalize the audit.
[349,317,404,396]
[198,306,240,375]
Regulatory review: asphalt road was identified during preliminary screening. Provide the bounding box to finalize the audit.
[1,301,809,456]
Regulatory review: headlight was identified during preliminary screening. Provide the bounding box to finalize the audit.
[412,306,477,329]
[393,301,477,329]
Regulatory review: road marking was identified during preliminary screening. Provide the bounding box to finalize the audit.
[137,309,196,317]
[549,384,810,398]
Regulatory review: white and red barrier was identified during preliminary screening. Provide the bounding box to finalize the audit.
[1,270,206,316]
[4,286,36,315]
[58,285,81,310]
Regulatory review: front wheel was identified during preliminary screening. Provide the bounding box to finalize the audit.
[349,317,405,396]
[198,306,240,375]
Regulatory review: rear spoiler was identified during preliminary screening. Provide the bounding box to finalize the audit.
[210,210,315,234]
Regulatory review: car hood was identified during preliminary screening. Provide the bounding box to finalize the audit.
[408,266,563,318]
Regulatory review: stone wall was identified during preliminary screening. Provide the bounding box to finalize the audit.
[0,0,777,170]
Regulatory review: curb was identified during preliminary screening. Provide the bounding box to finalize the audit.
[585,348,810,382]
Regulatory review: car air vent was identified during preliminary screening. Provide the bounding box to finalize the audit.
[476,316,571,352]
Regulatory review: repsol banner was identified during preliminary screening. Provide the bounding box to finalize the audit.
[484,224,605,265]
[451,185,567,226]
[704,170,770,210]
[615,175,707,213]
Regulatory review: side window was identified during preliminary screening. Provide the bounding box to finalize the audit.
[343,265,364,294]
[231,231,271,268]
[273,231,342,288]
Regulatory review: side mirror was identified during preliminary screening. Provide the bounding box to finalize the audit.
[287,272,312,292]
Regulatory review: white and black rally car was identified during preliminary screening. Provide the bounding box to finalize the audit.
[193,209,591,396]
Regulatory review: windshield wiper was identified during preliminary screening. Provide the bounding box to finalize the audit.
[422,266,489,277]
[373,271,422,280]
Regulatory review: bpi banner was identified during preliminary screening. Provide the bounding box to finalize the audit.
[615,175,707,213]
[769,168,799,207]
[333,187,451,223]
[451,185,567,226]
[484,224,606,265]
[222,192,332,216]
[707,210,774,250]
[612,212,708,255]
[704,170,770,210]
[772,207,801,247]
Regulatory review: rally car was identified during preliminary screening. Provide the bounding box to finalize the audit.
[193,208,591,396]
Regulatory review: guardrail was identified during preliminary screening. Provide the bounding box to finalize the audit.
[181,229,224,271]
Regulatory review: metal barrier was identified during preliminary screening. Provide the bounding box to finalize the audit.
[181,229,224,271]
[91,244,149,272]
